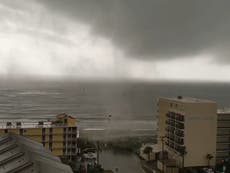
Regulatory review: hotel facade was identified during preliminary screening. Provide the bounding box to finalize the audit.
[156,97,218,172]
[0,113,78,161]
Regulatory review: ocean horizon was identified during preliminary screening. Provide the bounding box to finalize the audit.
[0,79,229,139]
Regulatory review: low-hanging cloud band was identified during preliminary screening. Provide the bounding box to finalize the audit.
[38,0,230,61]
[1,0,230,81]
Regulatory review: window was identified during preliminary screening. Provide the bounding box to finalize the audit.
[19,129,23,135]
[49,142,52,149]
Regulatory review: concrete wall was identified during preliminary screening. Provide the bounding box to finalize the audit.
[157,98,170,141]
[157,97,217,168]
[184,102,217,167]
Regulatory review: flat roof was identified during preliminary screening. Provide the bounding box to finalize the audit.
[160,97,216,104]
[217,108,230,114]
[0,118,76,129]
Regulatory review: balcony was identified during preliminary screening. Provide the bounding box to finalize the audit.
[166,113,170,118]
[175,114,185,122]
[165,141,169,146]
[216,143,230,150]
[166,112,176,119]
[174,137,184,145]
[174,145,186,154]
[165,126,175,133]
[166,120,175,127]
[217,121,230,128]
[217,136,230,143]
[176,122,184,130]
[165,127,169,132]
[175,130,184,137]
[168,134,175,141]
[170,112,176,119]
[169,142,174,149]
[168,130,174,136]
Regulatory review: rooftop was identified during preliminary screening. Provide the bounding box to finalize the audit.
[160,96,216,104]
[0,119,73,129]
[217,108,230,114]
[0,114,77,129]
[0,133,73,173]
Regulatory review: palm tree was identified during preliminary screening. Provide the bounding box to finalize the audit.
[180,146,187,173]
[143,146,153,161]
[206,154,214,167]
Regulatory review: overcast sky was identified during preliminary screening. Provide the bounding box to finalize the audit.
[1,0,230,81]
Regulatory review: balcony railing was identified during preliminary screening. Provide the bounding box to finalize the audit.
[165,141,169,146]
[174,138,184,145]
[166,113,170,118]
[175,130,184,137]
[166,112,176,119]
[169,142,174,149]
[165,126,175,132]
[166,120,175,126]
[175,145,186,154]
[176,122,184,129]
[168,134,175,140]
[175,114,185,122]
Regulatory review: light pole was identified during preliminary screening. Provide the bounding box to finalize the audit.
[96,141,100,165]
[180,146,187,173]
[206,154,213,167]
[160,136,167,173]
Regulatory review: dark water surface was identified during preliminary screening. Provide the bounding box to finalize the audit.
[0,80,230,137]
[100,150,144,173]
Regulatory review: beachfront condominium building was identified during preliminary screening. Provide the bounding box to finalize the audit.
[216,109,230,163]
[157,96,217,170]
[0,113,78,161]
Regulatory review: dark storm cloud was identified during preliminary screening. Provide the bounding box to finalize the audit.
[37,0,230,61]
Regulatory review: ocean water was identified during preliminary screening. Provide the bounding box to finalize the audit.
[99,150,144,173]
[0,80,230,139]
[1,79,230,173]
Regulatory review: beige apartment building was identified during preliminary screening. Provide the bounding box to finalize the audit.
[0,113,78,161]
[156,96,217,171]
[216,109,230,163]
